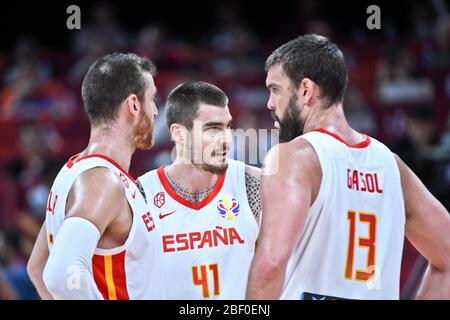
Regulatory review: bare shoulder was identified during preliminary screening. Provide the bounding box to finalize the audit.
[393,152,422,212]
[72,167,125,201]
[66,167,127,231]
[245,164,261,179]
[262,139,321,206]
[264,138,320,177]
[393,153,406,174]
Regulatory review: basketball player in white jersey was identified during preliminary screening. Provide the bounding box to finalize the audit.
[27,53,164,299]
[247,34,450,300]
[138,81,260,299]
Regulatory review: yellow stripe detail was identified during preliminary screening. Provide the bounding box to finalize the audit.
[104,256,117,300]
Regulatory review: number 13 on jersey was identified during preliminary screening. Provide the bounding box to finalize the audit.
[345,211,377,281]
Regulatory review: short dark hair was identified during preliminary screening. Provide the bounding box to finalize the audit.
[165,81,228,130]
[265,34,348,107]
[81,53,156,126]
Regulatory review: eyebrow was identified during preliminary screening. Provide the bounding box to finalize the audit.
[203,120,233,127]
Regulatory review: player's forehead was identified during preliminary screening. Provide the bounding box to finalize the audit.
[266,64,290,88]
[194,103,232,124]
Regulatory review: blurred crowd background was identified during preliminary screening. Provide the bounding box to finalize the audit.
[0,0,449,299]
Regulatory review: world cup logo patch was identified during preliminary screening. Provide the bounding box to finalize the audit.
[217,196,240,220]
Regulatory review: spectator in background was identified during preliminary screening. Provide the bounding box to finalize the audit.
[375,45,434,103]
[209,25,263,78]
[418,16,450,70]
[0,61,75,120]
[68,2,127,86]
[26,157,63,221]
[392,105,441,194]
[344,84,377,136]
[0,122,62,225]
[72,2,127,56]
[0,37,76,121]
[0,229,38,299]
[134,25,166,65]
[0,272,18,300]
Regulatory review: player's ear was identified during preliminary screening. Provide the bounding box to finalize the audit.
[170,123,186,144]
[125,94,141,118]
[299,78,315,107]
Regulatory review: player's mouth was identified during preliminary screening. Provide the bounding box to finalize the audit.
[271,111,280,129]
[212,148,229,159]
[213,151,228,157]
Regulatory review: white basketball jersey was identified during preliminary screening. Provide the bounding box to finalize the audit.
[45,154,164,300]
[138,159,259,300]
[281,129,405,300]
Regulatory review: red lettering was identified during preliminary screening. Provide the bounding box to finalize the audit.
[142,212,155,232]
[347,169,384,195]
[198,230,213,249]
[47,192,53,212]
[163,227,246,252]
[162,235,175,252]
[189,232,202,249]
[229,227,245,244]
[46,192,58,213]
[176,233,189,251]
[213,227,228,246]
[347,169,352,189]
[374,174,383,193]
[360,172,367,192]
[120,172,129,188]
[352,170,359,191]
[366,174,375,193]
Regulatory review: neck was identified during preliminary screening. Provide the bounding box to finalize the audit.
[303,103,362,142]
[79,125,135,172]
[168,157,218,193]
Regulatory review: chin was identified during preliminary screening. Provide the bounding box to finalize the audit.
[200,162,228,175]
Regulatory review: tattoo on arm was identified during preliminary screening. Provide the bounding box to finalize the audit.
[245,171,261,222]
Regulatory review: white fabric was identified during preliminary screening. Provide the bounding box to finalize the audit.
[280,131,405,300]
[43,217,102,300]
[138,159,259,299]
[45,155,164,299]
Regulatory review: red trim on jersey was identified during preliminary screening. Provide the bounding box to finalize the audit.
[92,251,130,300]
[66,153,136,183]
[157,166,225,210]
[312,128,371,148]
[92,254,108,300]
[111,251,130,300]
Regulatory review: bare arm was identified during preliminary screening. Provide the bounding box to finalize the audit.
[27,223,53,300]
[246,140,321,299]
[245,165,262,224]
[395,154,450,299]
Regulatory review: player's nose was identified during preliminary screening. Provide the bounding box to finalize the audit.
[267,95,276,111]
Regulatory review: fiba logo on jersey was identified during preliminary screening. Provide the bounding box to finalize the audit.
[217,196,240,220]
[154,192,165,208]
